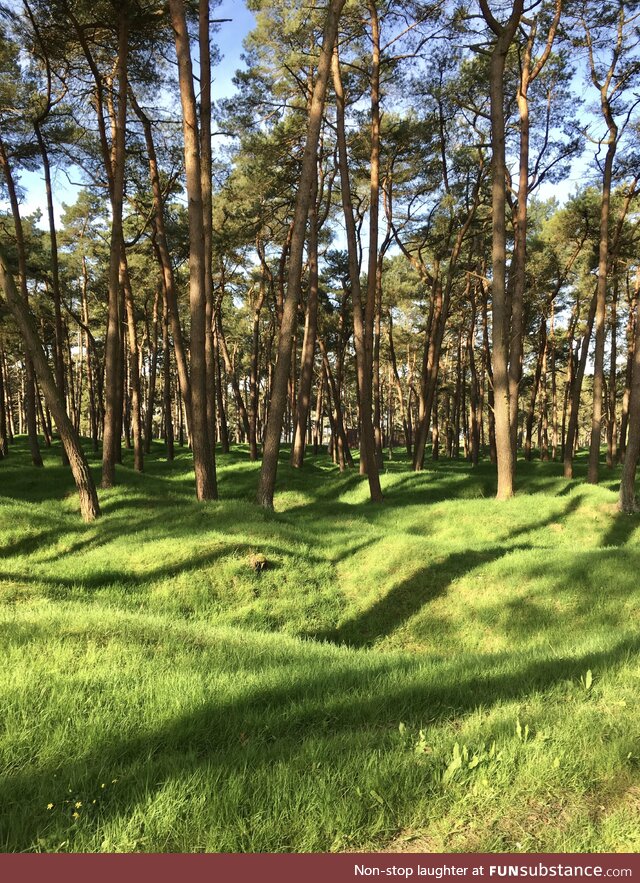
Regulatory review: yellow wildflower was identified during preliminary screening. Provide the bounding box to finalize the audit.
[75,801,82,808]
[46,803,54,810]
[72,812,80,820]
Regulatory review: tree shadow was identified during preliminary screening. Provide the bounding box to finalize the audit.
[600,510,640,548]
[305,495,584,648]
[307,546,529,647]
[2,623,639,852]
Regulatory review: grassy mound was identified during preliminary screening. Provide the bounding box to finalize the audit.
[1,440,639,852]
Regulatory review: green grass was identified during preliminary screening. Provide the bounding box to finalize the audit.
[1,438,640,853]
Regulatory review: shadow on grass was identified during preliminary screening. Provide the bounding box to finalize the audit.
[1,621,639,851]
[600,510,640,548]
[306,495,584,648]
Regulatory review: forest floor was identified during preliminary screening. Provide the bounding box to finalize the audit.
[1,439,640,853]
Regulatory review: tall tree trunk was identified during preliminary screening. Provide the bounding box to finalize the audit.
[200,0,218,466]
[169,0,217,500]
[618,276,636,461]
[120,252,143,471]
[162,288,175,461]
[508,2,561,456]
[481,285,496,463]
[564,288,598,478]
[256,1,347,507]
[133,98,193,435]
[587,137,616,483]
[332,44,383,502]
[619,269,640,512]
[364,0,381,473]
[606,273,618,467]
[480,0,523,498]
[80,259,99,452]
[249,276,267,461]
[0,338,7,457]
[212,316,229,453]
[292,180,320,468]
[101,12,128,487]
[145,286,160,453]
[373,262,384,467]
[550,301,558,459]
[34,122,69,465]
[524,318,546,459]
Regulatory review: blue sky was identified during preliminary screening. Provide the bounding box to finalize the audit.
[212,0,256,98]
[18,0,256,222]
[12,2,602,226]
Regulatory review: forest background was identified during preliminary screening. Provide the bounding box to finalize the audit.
[1,0,640,856]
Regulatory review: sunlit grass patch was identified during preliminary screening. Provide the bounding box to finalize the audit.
[1,438,639,851]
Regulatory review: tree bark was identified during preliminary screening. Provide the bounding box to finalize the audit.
[120,252,143,471]
[332,44,383,502]
[144,286,160,453]
[292,178,320,468]
[255,0,347,507]
[101,12,128,488]
[133,97,193,436]
[169,0,217,500]
[619,270,640,512]
[480,0,523,498]
[0,245,100,520]
[564,287,598,478]
[587,137,616,483]
[606,274,618,467]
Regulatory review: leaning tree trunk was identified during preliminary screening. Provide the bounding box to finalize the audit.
[256,0,347,508]
[0,245,100,520]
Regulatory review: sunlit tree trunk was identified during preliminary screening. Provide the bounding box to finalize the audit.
[480,0,523,498]
[100,12,128,487]
[169,0,217,500]
[292,178,320,468]
[332,44,383,502]
[256,0,347,507]
[619,269,640,512]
